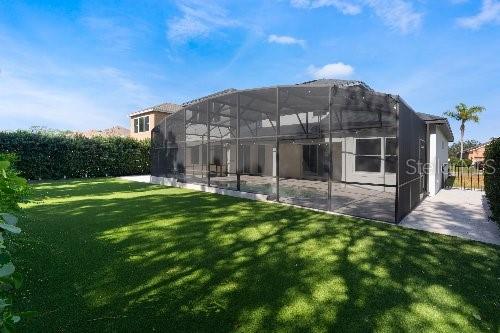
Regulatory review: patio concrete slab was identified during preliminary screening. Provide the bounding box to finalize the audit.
[401,189,500,246]
[120,175,151,183]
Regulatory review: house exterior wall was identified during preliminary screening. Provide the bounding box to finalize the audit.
[129,111,170,140]
[428,125,449,196]
[275,136,396,191]
[466,146,486,163]
[278,144,302,178]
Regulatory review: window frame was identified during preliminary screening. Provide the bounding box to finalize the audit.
[134,115,150,133]
[354,137,383,174]
[384,137,397,174]
[354,137,397,174]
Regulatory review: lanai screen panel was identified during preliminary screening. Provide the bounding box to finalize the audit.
[328,86,397,222]
[185,102,208,184]
[151,85,401,223]
[397,100,427,221]
[151,126,163,176]
[209,94,238,190]
[278,86,330,210]
[238,88,277,198]
[160,110,185,180]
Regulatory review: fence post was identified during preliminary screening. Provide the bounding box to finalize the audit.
[460,165,463,190]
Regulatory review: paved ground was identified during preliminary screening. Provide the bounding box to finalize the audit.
[401,189,500,246]
[120,175,151,183]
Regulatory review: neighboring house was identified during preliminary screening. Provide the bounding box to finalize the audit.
[465,142,488,164]
[415,113,454,196]
[150,79,453,223]
[129,102,182,140]
[79,126,129,138]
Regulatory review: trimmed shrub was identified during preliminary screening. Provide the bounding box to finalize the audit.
[484,138,500,222]
[0,131,150,180]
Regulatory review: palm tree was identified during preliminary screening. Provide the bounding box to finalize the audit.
[444,103,485,160]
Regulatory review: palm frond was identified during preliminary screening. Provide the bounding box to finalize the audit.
[444,103,485,123]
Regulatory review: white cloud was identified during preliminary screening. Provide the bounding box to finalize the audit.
[364,0,422,33]
[307,62,354,78]
[457,0,500,29]
[82,16,145,52]
[290,0,422,33]
[268,34,306,47]
[291,0,362,15]
[167,0,240,43]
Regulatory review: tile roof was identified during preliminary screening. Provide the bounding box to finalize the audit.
[465,140,497,152]
[129,102,182,117]
[416,112,454,142]
[179,80,372,108]
[182,88,238,107]
[416,112,447,122]
[296,79,373,90]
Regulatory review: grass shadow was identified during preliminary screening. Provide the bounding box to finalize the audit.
[13,178,500,332]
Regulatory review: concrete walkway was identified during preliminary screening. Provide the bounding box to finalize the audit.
[120,175,151,183]
[401,189,500,246]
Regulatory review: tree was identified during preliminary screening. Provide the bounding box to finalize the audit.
[449,139,481,158]
[444,103,485,160]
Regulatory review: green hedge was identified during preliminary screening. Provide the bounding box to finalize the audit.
[449,157,473,167]
[484,138,500,222]
[0,131,150,180]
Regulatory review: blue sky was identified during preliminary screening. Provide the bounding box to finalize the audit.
[0,0,499,142]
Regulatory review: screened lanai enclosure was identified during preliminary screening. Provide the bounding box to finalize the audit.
[151,80,427,223]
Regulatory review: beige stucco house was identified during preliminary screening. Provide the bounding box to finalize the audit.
[465,142,489,164]
[129,102,182,140]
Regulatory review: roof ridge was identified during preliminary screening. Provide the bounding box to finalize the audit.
[182,88,238,107]
[129,102,183,117]
[296,79,373,90]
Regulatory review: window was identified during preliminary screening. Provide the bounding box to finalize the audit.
[239,145,251,174]
[134,116,150,133]
[258,145,265,174]
[302,144,328,177]
[202,144,208,165]
[385,138,397,173]
[191,146,199,164]
[303,145,318,175]
[211,146,223,166]
[355,138,381,173]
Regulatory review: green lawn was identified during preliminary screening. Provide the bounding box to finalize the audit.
[12,178,500,332]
